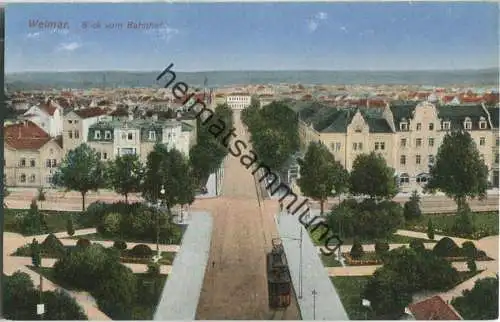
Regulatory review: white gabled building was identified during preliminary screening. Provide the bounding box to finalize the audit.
[23,99,64,137]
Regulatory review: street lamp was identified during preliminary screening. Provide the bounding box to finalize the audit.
[282,225,303,299]
[312,289,317,320]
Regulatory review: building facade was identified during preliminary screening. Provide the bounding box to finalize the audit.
[226,93,251,110]
[299,101,499,192]
[4,121,64,187]
[23,99,64,137]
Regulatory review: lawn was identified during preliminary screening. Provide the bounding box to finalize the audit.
[309,228,433,246]
[4,208,85,235]
[29,266,167,320]
[68,231,184,245]
[320,254,343,267]
[406,211,499,239]
[330,271,484,320]
[15,244,176,265]
[330,276,374,320]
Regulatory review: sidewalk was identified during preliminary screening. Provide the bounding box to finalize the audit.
[276,212,349,320]
[154,212,213,320]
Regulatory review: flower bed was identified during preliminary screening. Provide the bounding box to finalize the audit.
[342,252,383,266]
[443,255,492,262]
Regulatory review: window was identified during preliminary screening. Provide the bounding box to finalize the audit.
[429,123,434,131]
[68,120,73,124]
[496,153,499,164]
[74,120,79,124]
[121,133,126,140]
[46,159,51,168]
[400,122,408,131]
[400,174,410,184]
[94,130,101,139]
[416,155,421,164]
[352,142,362,151]
[442,121,451,130]
[49,148,54,155]
[20,158,26,167]
[416,123,422,131]
[149,131,156,141]
[358,142,363,150]
[401,138,407,147]
[336,142,341,151]
[400,155,406,165]
[479,121,487,129]
[416,138,422,147]
[428,138,435,147]
[429,155,435,164]
[105,131,112,139]
[464,121,472,130]
[497,139,499,147]
[97,152,102,159]
[50,159,56,167]
[375,142,385,150]
[68,131,73,139]
[352,143,357,150]
[75,130,80,138]
[479,137,486,146]
[20,174,26,183]
[103,153,108,160]
[29,174,36,183]
[128,133,133,140]
[30,159,36,167]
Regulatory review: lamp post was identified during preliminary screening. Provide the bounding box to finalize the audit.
[312,289,317,320]
[157,185,165,257]
[282,225,303,299]
[362,299,371,320]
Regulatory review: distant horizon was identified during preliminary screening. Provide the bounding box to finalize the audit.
[6,67,500,74]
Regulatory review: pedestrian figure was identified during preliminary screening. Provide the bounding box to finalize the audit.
[279,202,283,212]
[212,261,215,268]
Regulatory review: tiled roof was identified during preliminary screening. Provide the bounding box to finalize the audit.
[487,107,499,128]
[73,107,108,118]
[437,105,489,130]
[408,296,462,320]
[4,121,51,150]
[39,101,58,116]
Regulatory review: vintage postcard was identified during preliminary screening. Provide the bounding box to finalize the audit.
[2,2,499,321]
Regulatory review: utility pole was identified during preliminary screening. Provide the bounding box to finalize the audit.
[312,289,317,320]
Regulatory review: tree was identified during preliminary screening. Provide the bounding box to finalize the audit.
[462,241,478,259]
[453,204,475,237]
[403,190,421,220]
[375,241,390,256]
[427,218,435,240]
[105,154,143,203]
[142,145,196,216]
[349,152,398,200]
[52,143,105,211]
[297,141,349,214]
[19,200,44,235]
[30,238,41,267]
[426,131,489,210]
[451,276,499,320]
[37,187,46,210]
[42,289,88,320]
[66,218,75,237]
[409,239,426,253]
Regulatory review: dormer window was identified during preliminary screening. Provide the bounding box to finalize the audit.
[442,121,451,130]
[479,120,487,129]
[464,117,472,130]
[94,130,101,139]
[104,131,112,139]
[400,122,408,131]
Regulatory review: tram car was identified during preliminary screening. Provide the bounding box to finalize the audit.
[266,238,292,309]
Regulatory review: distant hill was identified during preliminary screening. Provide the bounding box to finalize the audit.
[5,68,499,91]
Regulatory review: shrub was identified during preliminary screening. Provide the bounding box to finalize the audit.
[130,244,153,257]
[453,206,476,237]
[467,259,477,273]
[462,241,478,259]
[427,219,435,240]
[147,263,160,276]
[76,238,91,248]
[375,241,390,256]
[66,219,75,237]
[403,190,421,220]
[409,239,426,252]
[350,241,364,259]
[101,212,122,235]
[41,234,66,257]
[433,237,461,257]
[113,240,127,251]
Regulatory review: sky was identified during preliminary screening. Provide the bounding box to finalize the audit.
[5,2,499,72]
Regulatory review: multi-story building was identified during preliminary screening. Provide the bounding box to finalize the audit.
[488,107,499,186]
[226,93,251,110]
[87,118,195,163]
[299,101,499,192]
[23,99,64,137]
[62,107,110,155]
[4,121,63,187]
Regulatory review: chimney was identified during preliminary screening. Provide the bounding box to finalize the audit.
[152,113,158,121]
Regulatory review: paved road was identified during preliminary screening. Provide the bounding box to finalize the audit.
[194,110,301,320]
